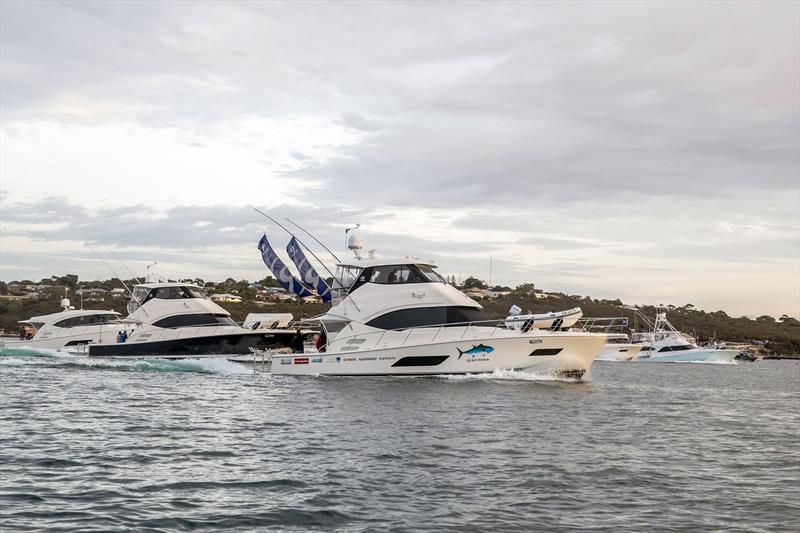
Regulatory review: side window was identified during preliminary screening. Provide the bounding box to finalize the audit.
[369,265,427,284]
[154,287,181,299]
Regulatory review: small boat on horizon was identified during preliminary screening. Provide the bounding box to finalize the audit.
[630,309,739,363]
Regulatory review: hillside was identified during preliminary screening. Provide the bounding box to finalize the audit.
[1,279,797,356]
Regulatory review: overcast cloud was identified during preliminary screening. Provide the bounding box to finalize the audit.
[1,0,798,317]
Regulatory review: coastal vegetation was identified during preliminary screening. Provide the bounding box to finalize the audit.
[1,276,797,356]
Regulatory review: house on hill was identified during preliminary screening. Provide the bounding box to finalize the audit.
[209,293,243,303]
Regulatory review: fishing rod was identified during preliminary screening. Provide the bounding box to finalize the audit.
[106,246,144,284]
[284,216,341,262]
[84,242,151,320]
[249,206,360,311]
[250,206,342,286]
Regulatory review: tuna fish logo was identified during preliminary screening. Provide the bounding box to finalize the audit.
[457,344,494,359]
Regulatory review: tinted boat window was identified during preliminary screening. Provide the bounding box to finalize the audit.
[54,314,121,328]
[369,265,427,284]
[658,344,693,352]
[152,286,205,299]
[366,306,486,330]
[153,314,237,328]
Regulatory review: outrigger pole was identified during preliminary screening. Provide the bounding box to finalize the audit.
[283,216,341,263]
[84,242,150,320]
[248,206,350,295]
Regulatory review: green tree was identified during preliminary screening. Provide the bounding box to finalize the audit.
[463,276,486,290]
[514,282,536,294]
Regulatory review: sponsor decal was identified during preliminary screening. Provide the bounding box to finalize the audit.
[343,357,357,362]
[358,356,377,361]
[529,339,543,344]
[336,356,342,363]
[465,358,490,363]
[293,358,309,365]
[378,356,396,361]
[457,344,494,360]
[280,358,292,365]
[311,357,323,363]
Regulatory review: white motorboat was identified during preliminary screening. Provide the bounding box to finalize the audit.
[270,231,607,378]
[595,337,643,361]
[505,307,583,331]
[12,280,299,357]
[12,305,126,350]
[631,310,738,363]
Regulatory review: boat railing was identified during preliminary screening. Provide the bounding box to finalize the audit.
[318,319,508,352]
[575,317,629,333]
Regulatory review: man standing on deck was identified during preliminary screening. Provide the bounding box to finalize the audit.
[291,328,304,353]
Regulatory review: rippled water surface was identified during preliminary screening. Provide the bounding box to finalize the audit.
[1,349,798,532]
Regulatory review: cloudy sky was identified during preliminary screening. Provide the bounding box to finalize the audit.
[1,1,798,317]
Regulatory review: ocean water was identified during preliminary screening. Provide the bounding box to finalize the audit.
[1,349,798,532]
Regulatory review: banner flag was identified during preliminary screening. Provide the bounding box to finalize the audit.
[258,235,313,299]
[286,237,332,302]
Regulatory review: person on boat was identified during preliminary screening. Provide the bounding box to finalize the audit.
[116,331,123,343]
[292,328,304,353]
[120,330,128,343]
[315,331,326,353]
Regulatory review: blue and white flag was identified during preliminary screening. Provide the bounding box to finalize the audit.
[258,235,313,299]
[286,237,332,302]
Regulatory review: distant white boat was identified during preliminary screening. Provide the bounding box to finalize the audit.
[596,337,642,361]
[631,309,738,363]
[505,307,583,331]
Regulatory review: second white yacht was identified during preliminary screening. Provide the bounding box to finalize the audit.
[631,309,739,363]
[12,281,299,357]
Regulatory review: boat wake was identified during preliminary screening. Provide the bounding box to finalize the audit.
[0,346,68,358]
[0,347,253,375]
[441,368,589,383]
[667,359,738,365]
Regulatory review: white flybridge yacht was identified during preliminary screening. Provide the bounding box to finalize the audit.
[269,229,607,378]
[13,296,125,350]
[631,308,739,363]
[11,274,298,357]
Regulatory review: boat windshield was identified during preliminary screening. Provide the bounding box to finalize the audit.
[416,264,446,283]
[334,265,364,289]
[128,285,207,313]
[153,286,207,299]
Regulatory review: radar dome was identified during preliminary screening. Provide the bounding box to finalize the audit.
[346,225,363,258]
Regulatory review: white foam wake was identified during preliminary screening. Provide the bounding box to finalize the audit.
[441,368,587,382]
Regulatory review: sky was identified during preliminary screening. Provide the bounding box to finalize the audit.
[1,0,798,318]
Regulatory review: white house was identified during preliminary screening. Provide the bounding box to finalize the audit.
[210,293,243,303]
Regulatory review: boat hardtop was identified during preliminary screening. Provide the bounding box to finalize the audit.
[20,308,123,327]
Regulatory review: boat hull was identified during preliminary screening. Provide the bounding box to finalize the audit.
[87,332,292,357]
[270,332,605,378]
[8,332,293,357]
[635,348,739,363]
